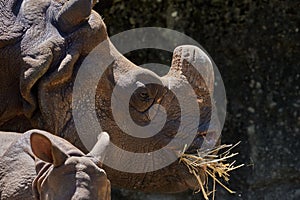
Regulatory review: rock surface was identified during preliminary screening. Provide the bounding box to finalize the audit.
[94,0,299,199]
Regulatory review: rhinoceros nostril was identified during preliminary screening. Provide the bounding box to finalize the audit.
[183,51,190,57]
[186,136,205,154]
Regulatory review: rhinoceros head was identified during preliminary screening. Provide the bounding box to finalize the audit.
[30,131,110,200]
[0,0,221,193]
[91,43,220,192]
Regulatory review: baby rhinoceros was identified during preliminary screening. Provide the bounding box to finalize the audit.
[0,130,111,200]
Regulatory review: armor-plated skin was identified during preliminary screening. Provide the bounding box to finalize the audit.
[0,0,220,193]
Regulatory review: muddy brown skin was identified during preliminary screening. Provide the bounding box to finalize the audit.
[0,0,220,193]
[0,130,110,200]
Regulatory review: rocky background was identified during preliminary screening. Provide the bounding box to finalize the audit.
[94,1,299,199]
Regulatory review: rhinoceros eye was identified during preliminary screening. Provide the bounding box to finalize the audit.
[139,91,149,99]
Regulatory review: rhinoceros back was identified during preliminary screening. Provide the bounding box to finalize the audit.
[0,131,20,156]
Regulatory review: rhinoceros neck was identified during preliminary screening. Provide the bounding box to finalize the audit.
[0,43,26,129]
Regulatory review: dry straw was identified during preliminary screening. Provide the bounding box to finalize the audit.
[179,142,244,200]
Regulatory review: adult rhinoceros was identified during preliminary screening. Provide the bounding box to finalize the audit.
[0,0,220,193]
[0,130,111,200]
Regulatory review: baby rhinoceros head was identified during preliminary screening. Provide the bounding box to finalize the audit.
[30,132,110,200]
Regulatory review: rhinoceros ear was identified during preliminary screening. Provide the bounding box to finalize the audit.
[55,0,94,33]
[87,132,110,165]
[30,132,68,167]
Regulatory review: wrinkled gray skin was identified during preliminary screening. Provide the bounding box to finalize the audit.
[0,130,111,200]
[0,0,220,193]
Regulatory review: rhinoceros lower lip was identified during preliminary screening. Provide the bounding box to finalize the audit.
[184,176,200,191]
[178,163,202,191]
[185,135,205,154]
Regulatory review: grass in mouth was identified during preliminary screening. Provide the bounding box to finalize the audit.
[179,142,244,200]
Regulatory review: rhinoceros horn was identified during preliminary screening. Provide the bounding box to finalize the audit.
[167,45,215,97]
[87,132,110,166]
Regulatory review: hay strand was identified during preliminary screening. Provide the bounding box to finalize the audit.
[179,142,244,200]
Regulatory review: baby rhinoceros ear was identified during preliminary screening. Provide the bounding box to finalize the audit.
[30,132,68,167]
